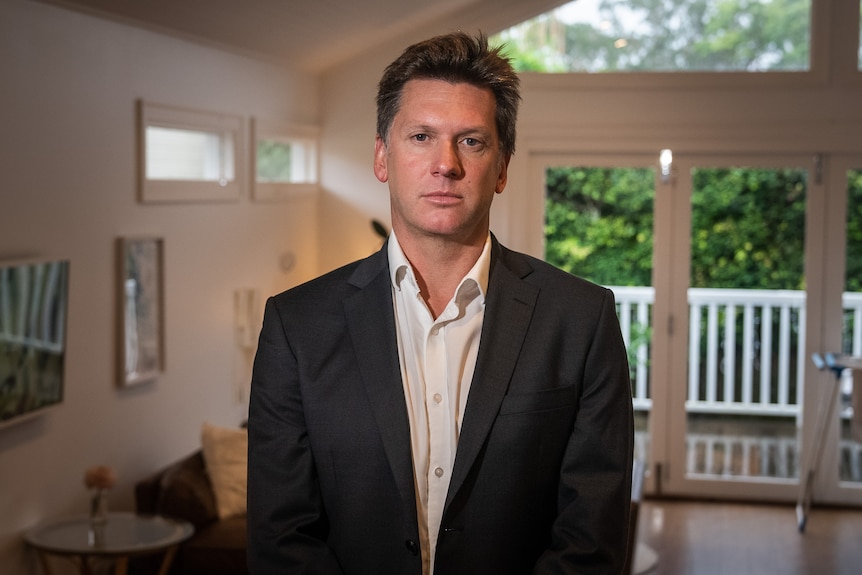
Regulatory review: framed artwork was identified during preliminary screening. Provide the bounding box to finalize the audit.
[0,258,69,428]
[118,237,164,386]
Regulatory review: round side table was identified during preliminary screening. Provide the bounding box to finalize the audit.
[24,512,194,575]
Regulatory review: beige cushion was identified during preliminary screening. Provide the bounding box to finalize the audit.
[200,422,248,519]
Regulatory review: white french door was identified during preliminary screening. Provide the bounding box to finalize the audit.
[530,151,862,505]
[807,155,862,507]
[662,154,815,501]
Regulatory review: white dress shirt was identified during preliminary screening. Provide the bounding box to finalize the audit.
[388,232,491,575]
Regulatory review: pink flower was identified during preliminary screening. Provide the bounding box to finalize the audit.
[84,466,117,490]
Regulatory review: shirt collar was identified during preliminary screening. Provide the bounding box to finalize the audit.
[387,231,491,302]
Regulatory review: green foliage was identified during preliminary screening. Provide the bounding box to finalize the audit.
[256,140,292,182]
[545,167,654,286]
[691,168,806,289]
[626,322,653,378]
[491,0,810,72]
[545,166,812,291]
[496,36,567,72]
[847,169,862,293]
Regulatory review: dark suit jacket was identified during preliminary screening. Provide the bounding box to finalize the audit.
[247,237,633,575]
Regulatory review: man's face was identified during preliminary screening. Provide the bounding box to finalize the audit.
[374,79,509,246]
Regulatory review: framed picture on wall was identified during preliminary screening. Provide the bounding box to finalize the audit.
[0,258,70,428]
[117,236,164,386]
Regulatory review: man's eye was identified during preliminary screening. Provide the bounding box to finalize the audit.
[463,138,480,147]
[413,134,428,142]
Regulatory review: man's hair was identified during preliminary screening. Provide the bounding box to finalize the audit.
[376,31,521,157]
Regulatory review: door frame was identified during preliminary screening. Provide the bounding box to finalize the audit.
[810,154,862,506]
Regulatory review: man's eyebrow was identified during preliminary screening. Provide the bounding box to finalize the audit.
[408,123,436,132]
[394,122,435,135]
[459,127,492,137]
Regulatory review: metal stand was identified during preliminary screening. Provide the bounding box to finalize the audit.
[797,353,862,532]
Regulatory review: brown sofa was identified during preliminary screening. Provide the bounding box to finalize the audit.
[135,450,248,575]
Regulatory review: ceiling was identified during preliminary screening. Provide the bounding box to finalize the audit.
[37,0,565,74]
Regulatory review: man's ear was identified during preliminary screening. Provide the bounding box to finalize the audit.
[373,135,389,183]
[495,154,511,194]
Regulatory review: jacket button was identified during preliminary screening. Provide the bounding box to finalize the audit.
[405,540,419,556]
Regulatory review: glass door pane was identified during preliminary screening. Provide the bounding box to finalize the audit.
[858,0,862,70]
[664,156,817,502]
[543,162,656,473]
[687,166,807,482]
[840,167,862,485]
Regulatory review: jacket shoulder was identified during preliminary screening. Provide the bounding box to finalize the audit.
[271,248,387,306]
[496,243,612,301]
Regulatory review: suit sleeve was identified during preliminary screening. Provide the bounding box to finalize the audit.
[246,297,345,574]
[533,288,635,575]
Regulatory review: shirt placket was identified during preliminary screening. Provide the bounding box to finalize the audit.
[424,305,456,557]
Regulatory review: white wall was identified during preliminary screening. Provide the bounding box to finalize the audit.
[0,1,319,572]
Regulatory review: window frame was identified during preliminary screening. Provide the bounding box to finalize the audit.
[494,0,848,90]
[138,100,244,203]
[250,118,320,202]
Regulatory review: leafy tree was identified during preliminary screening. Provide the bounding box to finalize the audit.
[545,167,654,286]
[545,166,809,290]
[256,140,292,182]
[690,168,806,289]
[492,0,810,72]
[847,169,862,293]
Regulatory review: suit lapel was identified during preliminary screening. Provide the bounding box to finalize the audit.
[446,241,539,504]
[342,247,417,522]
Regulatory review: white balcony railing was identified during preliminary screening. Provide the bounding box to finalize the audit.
[611,286,862,423]
[633,429,862,482]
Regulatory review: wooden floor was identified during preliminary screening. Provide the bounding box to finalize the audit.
[635,498,862,575]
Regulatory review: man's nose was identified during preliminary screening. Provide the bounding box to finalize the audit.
[432,141,464,179]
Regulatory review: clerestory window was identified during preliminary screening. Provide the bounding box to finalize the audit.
[491,0,812,73]
[250,119,319,201]
[139,101,243,203]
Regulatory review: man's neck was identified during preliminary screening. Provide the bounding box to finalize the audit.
[396,232,487,319]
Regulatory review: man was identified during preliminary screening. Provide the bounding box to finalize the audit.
[247,31,633,575]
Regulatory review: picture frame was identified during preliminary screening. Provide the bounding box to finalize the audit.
[0,258,70,428]
[117,236,164,386]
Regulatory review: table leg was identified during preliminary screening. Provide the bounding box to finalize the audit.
[115,556,129,575]
[156,545,179,575]
[36,551,53,575]
[34,551,91,575]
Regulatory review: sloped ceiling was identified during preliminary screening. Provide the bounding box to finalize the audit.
[36,0,568,73]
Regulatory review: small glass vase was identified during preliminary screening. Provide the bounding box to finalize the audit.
[89,488,109,524]
[88,488,109,547]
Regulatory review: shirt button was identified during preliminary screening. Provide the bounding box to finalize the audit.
[433,393,442,404]
[434,467,444,478]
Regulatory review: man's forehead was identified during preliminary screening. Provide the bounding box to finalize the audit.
[402,77,494,96]
[397,79,496,118]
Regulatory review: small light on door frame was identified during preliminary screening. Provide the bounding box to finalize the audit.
[660,149,673,184]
